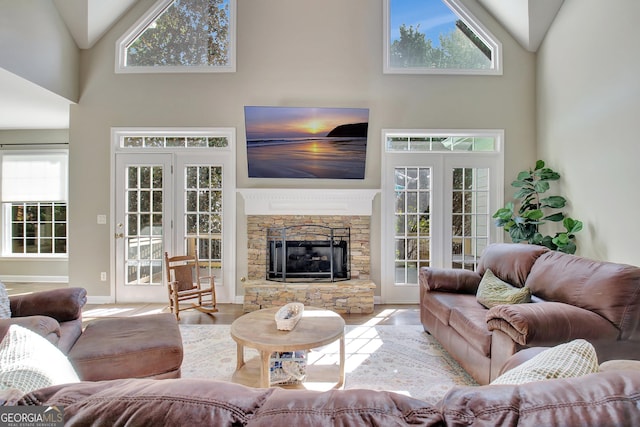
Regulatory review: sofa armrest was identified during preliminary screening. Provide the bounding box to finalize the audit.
[9,287,87,322]
[419,267,482,294]
[486,301,621,346]
[0,315,61,346]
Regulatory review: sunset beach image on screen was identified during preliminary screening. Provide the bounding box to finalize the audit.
[244,106,369,179]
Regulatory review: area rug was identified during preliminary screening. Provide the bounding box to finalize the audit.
[179,324,477,404]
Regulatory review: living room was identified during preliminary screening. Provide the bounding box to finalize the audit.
[1,1,640,423]
[0,0,637,308]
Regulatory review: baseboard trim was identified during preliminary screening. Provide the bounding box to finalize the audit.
[0,275,68,283]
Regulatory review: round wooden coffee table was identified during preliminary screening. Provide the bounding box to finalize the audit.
[230,306,345,388]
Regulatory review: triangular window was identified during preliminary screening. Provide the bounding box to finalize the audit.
[116,0,236,73]
[384,0,501,75]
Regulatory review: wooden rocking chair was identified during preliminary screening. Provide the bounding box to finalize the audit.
[165,252,218,320]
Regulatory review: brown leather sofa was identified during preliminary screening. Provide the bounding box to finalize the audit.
[419,243,640,384]
[4,368,639,426]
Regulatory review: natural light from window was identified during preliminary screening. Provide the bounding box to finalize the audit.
[384,0,501,75]
[116,0,236,73]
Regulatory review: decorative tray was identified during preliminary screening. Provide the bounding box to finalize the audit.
[275,302,304,331]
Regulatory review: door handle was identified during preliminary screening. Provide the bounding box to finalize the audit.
[115,233,124,239]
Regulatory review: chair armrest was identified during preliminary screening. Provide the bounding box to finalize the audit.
[9,287,87,322]
[486,301,621,346]
[419,267,482,294]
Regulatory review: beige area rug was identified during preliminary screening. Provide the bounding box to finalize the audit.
[179,324,477,404]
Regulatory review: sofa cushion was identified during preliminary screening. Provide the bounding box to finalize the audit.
[476,269,531,309]
[0,325,80,394]
[477,243,549,287]
[423,292,479,326]
[449,307,492,357]
[0,282,10,319]
[490,339,599,385]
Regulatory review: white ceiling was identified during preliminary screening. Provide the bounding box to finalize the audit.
[0,0,563,130]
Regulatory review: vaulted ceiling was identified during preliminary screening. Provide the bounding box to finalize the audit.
[0,0,563,130]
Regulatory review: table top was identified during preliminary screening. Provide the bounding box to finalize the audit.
[230,306,345,352]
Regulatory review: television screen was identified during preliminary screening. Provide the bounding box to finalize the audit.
[244,106,369,179]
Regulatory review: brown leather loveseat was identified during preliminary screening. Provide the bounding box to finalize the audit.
[419,243,640,384]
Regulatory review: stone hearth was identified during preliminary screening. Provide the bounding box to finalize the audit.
[242,279,375,314]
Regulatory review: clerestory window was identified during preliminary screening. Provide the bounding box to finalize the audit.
[383,0,502,75]
[116,0,236,73]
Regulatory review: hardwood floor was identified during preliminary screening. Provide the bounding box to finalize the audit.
[5,282,421,326]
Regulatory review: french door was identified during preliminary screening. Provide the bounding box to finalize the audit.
[112,129,235,303]
[114,154,170,302]
[381,130,503,303]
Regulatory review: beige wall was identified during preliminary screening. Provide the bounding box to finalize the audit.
[537,0,640,265]
[67,0,536,299]
[0,0,79,102]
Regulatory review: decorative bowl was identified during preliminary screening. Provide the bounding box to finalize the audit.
[275,302,304,331]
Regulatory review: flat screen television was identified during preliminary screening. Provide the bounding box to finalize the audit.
[244,106,369,179]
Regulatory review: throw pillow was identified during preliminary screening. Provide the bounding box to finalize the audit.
[0,282,10,319]
[476,269,531,308]
[490,339,599,385]
[0,324,80,394]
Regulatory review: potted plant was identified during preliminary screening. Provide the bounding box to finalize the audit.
[493,160,583,254]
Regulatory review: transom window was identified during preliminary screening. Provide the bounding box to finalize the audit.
[116,0,236,73]
[383,0,502,75]
[386,134,497,152]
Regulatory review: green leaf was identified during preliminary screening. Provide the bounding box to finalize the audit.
[534,160,545,170]
[516,171,531,181]
[540,196,566,208]
[514,188,534,199]
[538,168,561,181]
[522,209,544,220]
[533,181,550,193]
[543,212,565,222]
[511,180,527,188]
[564,218,583,233]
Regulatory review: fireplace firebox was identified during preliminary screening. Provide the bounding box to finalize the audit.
[266,225,350,282]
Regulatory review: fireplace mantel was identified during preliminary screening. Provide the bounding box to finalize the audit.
[238,189,379,216]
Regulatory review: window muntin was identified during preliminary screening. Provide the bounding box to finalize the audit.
[1,151,68,257]
[394,166,431,284]
[451,167,489,270]
[386,133,498,152]
[384,0,502,75]
[8,202,67,255]
[184,165,222,280]
[115,129,233,150]
[116,0,236,73]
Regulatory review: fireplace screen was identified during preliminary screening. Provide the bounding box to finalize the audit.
[266,225,350,282]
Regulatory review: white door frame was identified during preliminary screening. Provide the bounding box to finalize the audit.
[380,129,504,304]
[110,128,236,304]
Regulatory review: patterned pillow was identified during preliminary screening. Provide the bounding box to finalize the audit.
[0,325,80,394]
[0,282,10,319]
[491,339,599,385]
[476,269,531,308]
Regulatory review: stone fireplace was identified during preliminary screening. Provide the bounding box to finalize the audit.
[239,189,378,314]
